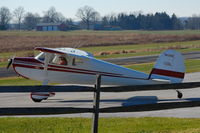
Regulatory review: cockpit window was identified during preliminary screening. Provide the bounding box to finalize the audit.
[35,52,84,66]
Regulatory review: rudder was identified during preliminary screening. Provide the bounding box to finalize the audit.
[149,50,185,83]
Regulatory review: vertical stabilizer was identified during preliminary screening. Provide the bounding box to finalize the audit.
[149,50,185,83]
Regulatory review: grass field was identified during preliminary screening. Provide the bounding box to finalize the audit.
[0,30,200,67]
[0,30,200,53]
[0,117,200,133]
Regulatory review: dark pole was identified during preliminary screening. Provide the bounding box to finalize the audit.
[92,74,101,133]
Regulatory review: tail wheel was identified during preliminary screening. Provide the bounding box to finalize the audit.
[176,90,183,99]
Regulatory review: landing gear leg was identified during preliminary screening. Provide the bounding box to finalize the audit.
[176,90,183,99]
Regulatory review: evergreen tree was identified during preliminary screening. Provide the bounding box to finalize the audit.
[171,14,183,30]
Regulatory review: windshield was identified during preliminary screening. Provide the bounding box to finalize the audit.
[35,52,45,61]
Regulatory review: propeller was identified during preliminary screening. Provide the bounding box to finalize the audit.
[6,58,13,69]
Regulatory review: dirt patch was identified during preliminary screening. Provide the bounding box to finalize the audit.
[0,33,200,52]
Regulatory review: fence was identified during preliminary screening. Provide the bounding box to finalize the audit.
[1,75,200,133]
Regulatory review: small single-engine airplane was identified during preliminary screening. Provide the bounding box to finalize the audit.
[7,47,185,102]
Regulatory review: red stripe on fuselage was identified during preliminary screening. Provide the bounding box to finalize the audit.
[151,68,184,79]
[14,63,124,78]
[13,63,149,80]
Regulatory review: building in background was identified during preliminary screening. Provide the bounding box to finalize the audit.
[36,23,66,31]
[36,23,80,31]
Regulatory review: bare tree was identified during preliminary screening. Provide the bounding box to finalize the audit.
[43,7,65,23]
[13,6,25,30]
[0,7,12,30]
[76,5,100,30]
[56,12,66,23]
[23,12,40,30]
[92,11,100,24]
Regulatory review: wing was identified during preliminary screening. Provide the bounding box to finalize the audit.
[35,47,65,55]
[35,47,93,60]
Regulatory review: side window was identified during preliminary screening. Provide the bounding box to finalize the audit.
[50,54,68,66]
[72,58,83,66]
[58,56,68,65]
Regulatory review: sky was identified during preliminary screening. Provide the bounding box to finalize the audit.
[0,0,200,20]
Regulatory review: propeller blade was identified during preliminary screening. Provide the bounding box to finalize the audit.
[6,58,13,69]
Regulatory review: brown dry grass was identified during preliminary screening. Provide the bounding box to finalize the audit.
[0,33,200,52]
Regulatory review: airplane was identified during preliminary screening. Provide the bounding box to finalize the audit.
[7,47,185,102]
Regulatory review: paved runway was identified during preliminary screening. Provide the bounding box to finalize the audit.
[0,72,200,118]
[105,51,200,65]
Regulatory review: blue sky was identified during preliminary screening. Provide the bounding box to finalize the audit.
[1,0,200,19]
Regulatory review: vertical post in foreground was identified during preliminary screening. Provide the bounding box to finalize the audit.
[92,74,101,133]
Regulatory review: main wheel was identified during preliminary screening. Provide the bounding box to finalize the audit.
[30,92,49,102]
[31,98,43,102]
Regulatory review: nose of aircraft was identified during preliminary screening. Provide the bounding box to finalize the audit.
[6,58,13,69]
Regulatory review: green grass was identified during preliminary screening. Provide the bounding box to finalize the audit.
[0,61,7,68]
[125,63,154,74]
[185,59,200,73]
[0,77,41,85]
[0,117,200,133]
[0,50,39,68]
[0,59,199,85]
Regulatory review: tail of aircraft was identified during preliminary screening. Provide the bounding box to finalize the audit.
[149,50,185,83]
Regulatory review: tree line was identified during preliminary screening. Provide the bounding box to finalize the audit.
[99,12,183,30]
[0,5,200,31]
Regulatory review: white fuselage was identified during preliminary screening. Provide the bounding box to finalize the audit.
[12,56,163,86]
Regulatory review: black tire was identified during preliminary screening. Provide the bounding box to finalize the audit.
[177,92,183,99]
[31,98,43,102]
